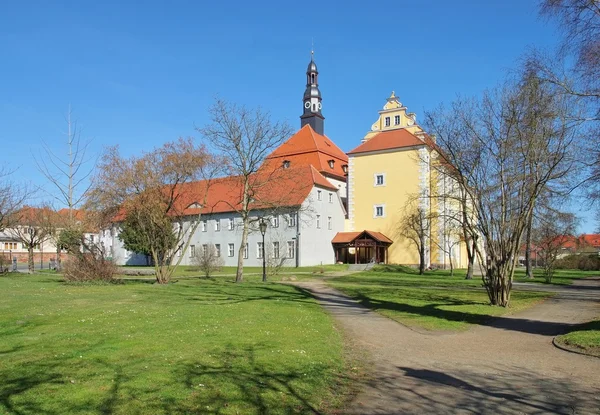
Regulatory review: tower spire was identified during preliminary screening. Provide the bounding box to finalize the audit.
[300,52,325,134]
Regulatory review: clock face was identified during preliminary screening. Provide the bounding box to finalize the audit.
[304,101,311,109]
[317,102,322,110]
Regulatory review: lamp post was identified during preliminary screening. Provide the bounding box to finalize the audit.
[259,218,267,282]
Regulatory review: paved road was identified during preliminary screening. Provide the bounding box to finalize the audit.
[293,278,600,414]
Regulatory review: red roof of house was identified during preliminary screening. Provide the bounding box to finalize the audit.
[580,234,600,247]
[114,164,336,221]
[332,230,393,244]
[348,128,425,155]
[263,124,348,179]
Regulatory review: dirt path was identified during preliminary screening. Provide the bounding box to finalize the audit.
[292,278,600,414]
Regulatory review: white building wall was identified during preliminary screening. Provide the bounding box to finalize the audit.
[298,186,345,266]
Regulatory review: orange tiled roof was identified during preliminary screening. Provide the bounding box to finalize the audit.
[263,124,348,179]
[114,164,336,222]
[348,128,425,155]
[332,230,393,244]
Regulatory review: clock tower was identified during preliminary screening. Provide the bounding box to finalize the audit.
[300,52,325,135]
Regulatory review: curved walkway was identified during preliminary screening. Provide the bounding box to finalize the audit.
[293,278,600,414]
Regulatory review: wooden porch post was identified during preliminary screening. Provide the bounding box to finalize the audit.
[355,247,358,264]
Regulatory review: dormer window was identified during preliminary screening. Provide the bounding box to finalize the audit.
[283,160,290,169]
[394,115,401,125]
[385,117,391,127]
[328,159,335,169]
[342,164,348,175]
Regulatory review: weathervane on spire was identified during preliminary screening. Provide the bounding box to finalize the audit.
[311,38,314,59]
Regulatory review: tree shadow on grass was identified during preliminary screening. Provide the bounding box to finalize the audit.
[327,289,581,336]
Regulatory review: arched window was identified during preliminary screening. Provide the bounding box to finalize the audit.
[311,74,315,83]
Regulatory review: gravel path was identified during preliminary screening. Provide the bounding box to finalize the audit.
[292,277,600,414]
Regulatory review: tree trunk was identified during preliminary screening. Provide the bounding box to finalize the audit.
[525,214,534,279]
[419,243,425,275]
[56,245,62,272]
[465,238,475,280]
[236,217,250,283]
[449,253,454,277]
[482,261,512,307]
[28,246,34,272]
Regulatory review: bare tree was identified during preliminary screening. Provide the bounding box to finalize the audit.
[432,211,463,277]
[532,209,577,282]
[192,244,224,278]
[424,69,577,306]
[87,138,216,284]
[199,99,293,283]
[34,107,95,270]
[398,204,430,275]
[0,168,28,232]
[7,206,56,272]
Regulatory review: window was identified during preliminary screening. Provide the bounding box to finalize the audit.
[201,220,207,232]
[257,242,264,259]
[283,160,290,169]
[90,235,95,243]
[328,159,334,169]
[374,205,385,218]
[214,244,221,257]
[394,115,401,125]
[287,241,295,259]
[177,248,182,257]
[215,220,220,232]
[243,243,248,259]
[202,244,208,256]
[4,242,17,250]
[375,174,385,186]
[385,117,391,127]
[271,215,279,228]
[316,215,321,229]
[311,73,315,83]
[228,218,234,230]
[317,190,322,200]
[273,242,280,259]
[328,193,333,203]
[288,213,297,227]
[190,245,196,258]
[228,243,234,257]
[328,216,332,230]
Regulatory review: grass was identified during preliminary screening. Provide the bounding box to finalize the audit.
[327,269,552,331]
[513,269,599,285]
[0,273,354,414]
[119,264,349,280]
[555,319,600,357]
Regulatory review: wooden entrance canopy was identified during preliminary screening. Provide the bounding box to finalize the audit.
[332,230,393,264]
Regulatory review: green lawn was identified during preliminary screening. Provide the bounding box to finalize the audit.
[555,320,600,357]
[327,270,552,331]
[513,269,599,285]
[0,273,353,414]
[120,264,349,279]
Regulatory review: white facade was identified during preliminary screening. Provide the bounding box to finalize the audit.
[103,184,346,267]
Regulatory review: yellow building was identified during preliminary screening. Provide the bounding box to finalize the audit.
[343,92,469,268]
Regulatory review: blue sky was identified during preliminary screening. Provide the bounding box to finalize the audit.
[1,0,594,231]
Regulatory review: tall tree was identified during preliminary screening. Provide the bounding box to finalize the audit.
[425,69,577,306]
[87,138,216,284]
[34,107,95,269]
[199,99,293,283]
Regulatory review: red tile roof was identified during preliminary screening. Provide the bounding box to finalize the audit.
[114,164,336,221]
[332,230,393,244]
[348,128,425,155]
[263,124,348,179]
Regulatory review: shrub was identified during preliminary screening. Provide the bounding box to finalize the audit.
[63,254,117,283]
[0,253,11,273]
[555,254,600,271]
[191,245,224,278]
